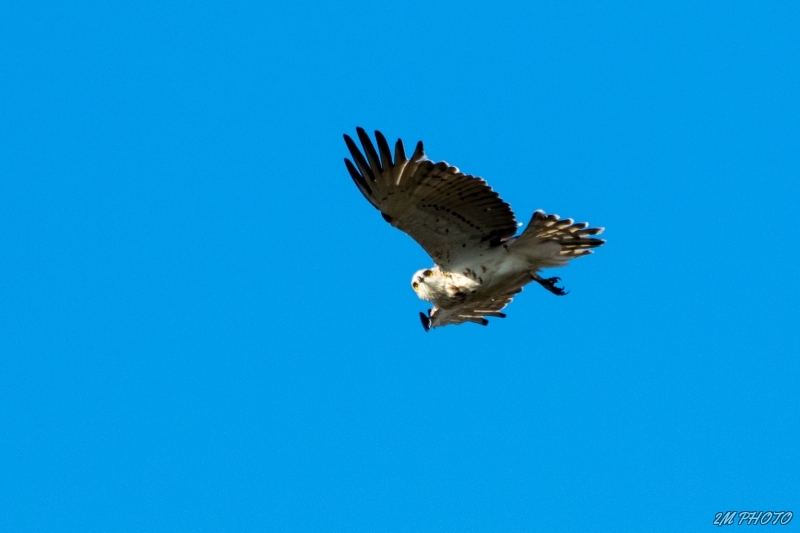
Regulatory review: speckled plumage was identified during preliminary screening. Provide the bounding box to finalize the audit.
[344,128,606,330]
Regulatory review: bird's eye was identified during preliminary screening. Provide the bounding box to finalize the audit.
[423,270,432,277]
[412,282,419,290]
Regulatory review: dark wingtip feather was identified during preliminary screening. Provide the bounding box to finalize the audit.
[374,130,393,170]
[480,318,489,326]
[356,127,382,173]
[344,158,376,206]
[343,133,355,150]
[343,133,361,160]
[411,140,425,161]
[343,132,375,182]
[394,138,406,163]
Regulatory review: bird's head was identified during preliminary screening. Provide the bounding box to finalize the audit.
[411,267,442,301]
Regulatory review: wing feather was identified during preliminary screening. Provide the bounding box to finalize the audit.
[344,158,375,204]
[356,128,382,174]
[427,287,522,328]
[344,134,374,182]
[374,130,393,171]
[344,128,518,269]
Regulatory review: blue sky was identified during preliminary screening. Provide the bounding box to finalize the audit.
[1,1,798,531]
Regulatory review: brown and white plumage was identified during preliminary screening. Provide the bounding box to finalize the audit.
[424,287,522,330]
[344,128,605,330]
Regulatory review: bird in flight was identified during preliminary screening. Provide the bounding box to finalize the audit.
[343,128,605,330]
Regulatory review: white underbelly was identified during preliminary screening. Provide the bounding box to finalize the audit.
[459,244,528,286]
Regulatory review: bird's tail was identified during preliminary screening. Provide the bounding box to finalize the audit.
[512,210,605,267]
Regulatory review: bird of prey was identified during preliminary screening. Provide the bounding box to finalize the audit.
[343,128,605,331]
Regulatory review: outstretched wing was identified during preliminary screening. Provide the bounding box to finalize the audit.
[344,128,518,269]
[420,287,523,331]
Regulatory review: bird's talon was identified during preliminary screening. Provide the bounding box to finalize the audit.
[419,312,431,332]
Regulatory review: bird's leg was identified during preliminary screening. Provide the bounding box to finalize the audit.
[530,272,569,296]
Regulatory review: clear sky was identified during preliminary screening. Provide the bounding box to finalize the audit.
[1,1,798,532]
